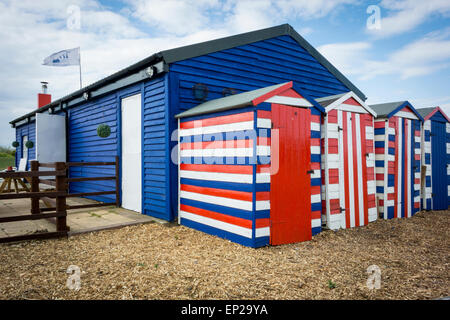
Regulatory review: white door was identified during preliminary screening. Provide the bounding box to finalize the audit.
[121,94,142,213]
[36,113,66,163]
[22,135,28,160]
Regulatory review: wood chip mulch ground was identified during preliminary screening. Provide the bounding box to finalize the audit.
[0,210,448,300]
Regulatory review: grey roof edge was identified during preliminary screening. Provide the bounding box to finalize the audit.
[416,107,435,118]
[369,101,406,117]
[11,23,366,125]
[10,52,165,125]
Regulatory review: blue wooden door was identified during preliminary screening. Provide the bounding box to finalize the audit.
[431,120,447,210]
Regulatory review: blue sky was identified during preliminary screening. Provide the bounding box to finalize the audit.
[1,0,450,146]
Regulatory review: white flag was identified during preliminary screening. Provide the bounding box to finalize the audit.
[43,47,80,66]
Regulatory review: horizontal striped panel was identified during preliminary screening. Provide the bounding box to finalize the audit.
[180,121,254,136]
[180,170,253,183]
[180,112,253,129]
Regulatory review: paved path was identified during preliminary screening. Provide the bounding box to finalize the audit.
[0,196,159,238]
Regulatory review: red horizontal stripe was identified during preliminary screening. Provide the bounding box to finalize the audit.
[255,218,270,228]
[415,130,421,137]
[311,138,321,146]
[311,114,321,123]
[180,164,252,174]
[374,121,385,128]
[252,82,292,105]
[256,164,271,173]
[181,184,252,201]
[257,137,271,146]
[376,173,384,180]
[414,154,420,160]
[181,204,252,229]
[180,139,253,150]
[328,138,338,147]
[256,192,270,201]
[180,112,253,129]
[311,162,321,170]
[388,193,395,200]
[311,210,321,220]
[414,178,420,184]
[375,148,385,154]
[257,110,271,119]
[311,185,320,195]
[343,97,360,106]
[414,202,420,208]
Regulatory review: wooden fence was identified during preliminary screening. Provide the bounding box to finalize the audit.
[0,156,120,243]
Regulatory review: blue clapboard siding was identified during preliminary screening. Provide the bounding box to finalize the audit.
[169,35,352,116]
[68,74,170,216]
[142,74,171,220]
[15,122,36,169]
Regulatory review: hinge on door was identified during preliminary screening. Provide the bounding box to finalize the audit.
[339,207,346,213]
[306,169,314,174]
[431,193,435,197]
[337,126,343,132]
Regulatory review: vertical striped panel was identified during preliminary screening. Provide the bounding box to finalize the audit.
[14,121,37,170]
[322,108,376,230]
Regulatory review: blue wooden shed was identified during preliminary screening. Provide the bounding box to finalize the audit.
[10,24,366,223]
[417,107,450,210]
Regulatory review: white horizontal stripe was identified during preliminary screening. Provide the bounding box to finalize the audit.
[311,194,321,203]
[311,122,320,132]
[180,170,252,183]
[265,95,313,107]
[257,118,271,129]
[311,218,321,228]
[328,131,339,139]
[337,104,368,113]
[255,200,270,211]
[327,123,338,132]
[180,211,252,238]
[255,227,270,238]
[385,200,395,206]
[181,148,253,157]
[375,135,385,141]
[311,146,321,154]
[311,169,321,179]
[180,121,254,136]
[256,173,270,183]
[394,111,419,120]
[256,146,270,156]
[181,190,253,211]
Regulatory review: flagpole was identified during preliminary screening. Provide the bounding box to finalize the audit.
[79,48,82,89]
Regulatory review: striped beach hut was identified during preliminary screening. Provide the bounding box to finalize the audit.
[316,92,378,230]
[371,101,424,219]
[417,107,450,210]
[176,81,324,247]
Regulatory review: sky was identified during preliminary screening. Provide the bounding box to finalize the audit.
[1,0,450,146]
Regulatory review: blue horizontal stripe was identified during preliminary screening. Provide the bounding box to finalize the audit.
[375,141,384,148]
[254,236,269,247]
[377,186,384,193]
[375,128,385,135]
[180,198,252,220]
[180,177,256,192]
[180,218,257,247]
[311,154,321,162]
[180,131,257,143]
[388,135,396,142]
[180,157,257,165]
[376,160,384,168]
[311,178,321,187]
[388,148,395,155]
[312,226,321,236]
[311,130,321,139]
[311,202,321,212]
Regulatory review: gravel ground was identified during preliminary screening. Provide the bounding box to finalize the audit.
[0,210,448,300]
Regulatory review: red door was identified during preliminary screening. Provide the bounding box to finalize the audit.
[270,104,312,245]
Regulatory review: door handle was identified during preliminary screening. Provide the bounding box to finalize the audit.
[306,170,314,174]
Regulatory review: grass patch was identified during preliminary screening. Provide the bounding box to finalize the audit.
[0,156,14,171]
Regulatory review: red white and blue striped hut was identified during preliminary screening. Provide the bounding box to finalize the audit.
[417,107,450,211]
[175,81,324,247]
[315,92,377,230]
[370,101,424,219]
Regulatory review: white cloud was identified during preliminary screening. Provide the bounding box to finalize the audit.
[318,29,450,81]
[367,0,450,38]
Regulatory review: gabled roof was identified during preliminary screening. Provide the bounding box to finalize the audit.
[10,23,365,126]
[175,81,324,119]
[316,91,377,117]
[417,106,450,122]
[369,101,424,121]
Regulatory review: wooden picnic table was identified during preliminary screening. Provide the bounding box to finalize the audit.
[0,171,31,193]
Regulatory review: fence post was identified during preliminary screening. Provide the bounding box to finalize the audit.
[115,155,120,207]
[30,160,40,215]
[55,162,68,232]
